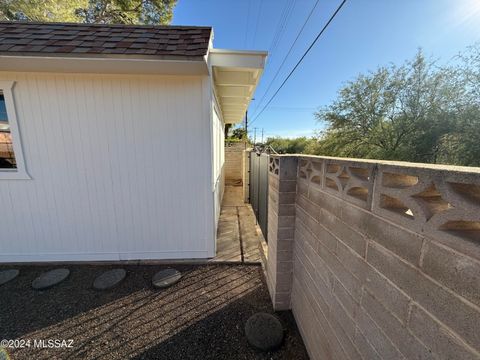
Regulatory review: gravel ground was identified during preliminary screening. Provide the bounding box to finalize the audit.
[0,264,309,360]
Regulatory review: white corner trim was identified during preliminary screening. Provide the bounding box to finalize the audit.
[0,80,31,180]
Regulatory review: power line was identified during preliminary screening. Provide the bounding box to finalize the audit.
[250,0,296,101]
[266,106,317,112]
[265,1,291,54]
[251,0,321,118]
[244,0,252,47]
[250,0,348,126]
[269,0,297,57]
[251,0,264,48]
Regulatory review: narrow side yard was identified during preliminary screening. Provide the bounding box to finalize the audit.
[213,185,263,263]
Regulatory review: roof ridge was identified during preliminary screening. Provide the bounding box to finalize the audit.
[0,21,212,30]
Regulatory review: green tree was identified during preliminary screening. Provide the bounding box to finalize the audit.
[265,136,315,154]
[224,125,247,141]
[231,127,247,140]
[0,0,86,22]
[436,44,480,166]
[314,47,480,166]
[0,0,176,24]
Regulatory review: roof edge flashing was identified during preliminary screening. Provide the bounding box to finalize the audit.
[0,55,209,75]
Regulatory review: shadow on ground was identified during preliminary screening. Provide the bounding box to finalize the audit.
[0,264,308,360]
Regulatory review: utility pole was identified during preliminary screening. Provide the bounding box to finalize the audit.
[253,127,257,147]
[261,128,264,144]
[244,110,248,150]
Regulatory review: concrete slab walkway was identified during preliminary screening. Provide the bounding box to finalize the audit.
[211,185,263,263]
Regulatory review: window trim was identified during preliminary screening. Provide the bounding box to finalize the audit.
[0,80,30,180]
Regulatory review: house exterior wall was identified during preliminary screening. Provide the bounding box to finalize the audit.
[0,71,215,262]
[212,99,225,229]
[266,155,480,360]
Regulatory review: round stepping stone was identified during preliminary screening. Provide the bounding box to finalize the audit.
[0,269,19,286]
[93,269,126,290]
[245,313,284,351]
[152,268,182,288]
[32,268,70,290]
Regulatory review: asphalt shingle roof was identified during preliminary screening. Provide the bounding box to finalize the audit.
[0,22,212,59]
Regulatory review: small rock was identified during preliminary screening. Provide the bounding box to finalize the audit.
[0,269,19,286]
[152,268,182,288]
[93,269,127,290]
[245,313,284,351]
[32,269,70,290]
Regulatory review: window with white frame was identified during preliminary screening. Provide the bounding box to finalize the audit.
[0,81,29,179]
[0,91,16,168]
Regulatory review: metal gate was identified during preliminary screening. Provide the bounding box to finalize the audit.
[249,151,269,241]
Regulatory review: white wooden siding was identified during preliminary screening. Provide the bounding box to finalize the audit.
[0,71,215,262]
[212,100,225,228]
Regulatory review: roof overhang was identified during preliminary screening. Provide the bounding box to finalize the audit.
[209,49,267,124]
[0,55,209,75]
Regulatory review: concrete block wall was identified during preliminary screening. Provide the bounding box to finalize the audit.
[224,141,244,182]
[267,154,480,360]
[265,156,297,310]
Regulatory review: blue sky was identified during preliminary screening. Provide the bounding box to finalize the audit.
[173,0,480,139]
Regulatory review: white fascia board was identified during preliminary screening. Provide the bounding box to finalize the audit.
[209,48,267,70]
[0,55,209,75]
